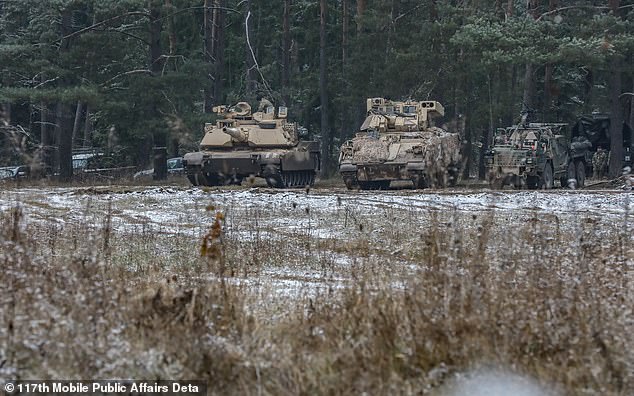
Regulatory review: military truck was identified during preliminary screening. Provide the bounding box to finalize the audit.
[485,121,589,189]
[183,102,320,187]
[338,98,461,190]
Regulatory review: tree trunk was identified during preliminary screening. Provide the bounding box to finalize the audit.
[149,3,163,76]
[340,0,349,138]
[83,104,93,148]
[40,100,52,174]
[214,0,227,102]
[0,103,11,125]
[508,65,517,123]
[319,0,330,175]
[630,80,634,131]
[522,63,535,113]
[521,0,539,117]
[384,0,398,69]
[57,8,73,181]
[165,0,177,56]
[72,101,84,147]
[203,0,225,112]
[342,0,348,67]
[542,0,557,120]
[56,103,73,182]
[28,103,34,135]
[149,1,167,180]
[244,0,256,97]
[282,0,291,89]
[608,0,623,177]
[356,0,366,33]
[506,0,513,18]
[430,0,438,20]
[214,1,225,103]
[203,0,213,112]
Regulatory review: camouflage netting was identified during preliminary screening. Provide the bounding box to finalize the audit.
[351,128,460,169]
[420,128,461,169]
[352,137,389,163]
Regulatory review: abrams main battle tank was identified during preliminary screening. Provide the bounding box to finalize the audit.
[183,102,320,188]
[338,98,461,190]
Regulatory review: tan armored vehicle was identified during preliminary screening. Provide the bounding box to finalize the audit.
[338,98,461,189]
[183,102,320,187]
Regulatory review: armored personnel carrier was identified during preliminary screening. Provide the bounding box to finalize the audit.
[485,120,589,189]
[183,102,320,188]
[338,98,461,190]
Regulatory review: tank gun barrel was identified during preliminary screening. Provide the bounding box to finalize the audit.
[222,127,248,142]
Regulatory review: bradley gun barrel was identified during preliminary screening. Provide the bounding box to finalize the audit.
[222,127,248,142]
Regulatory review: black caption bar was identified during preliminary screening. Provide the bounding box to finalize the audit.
[3,380,206,396]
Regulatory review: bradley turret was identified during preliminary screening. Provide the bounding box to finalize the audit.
[360,97,445,132]
[183,100,320,187]
[338,98,461,190]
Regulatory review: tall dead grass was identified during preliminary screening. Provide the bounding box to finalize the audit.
[0,195,632,395]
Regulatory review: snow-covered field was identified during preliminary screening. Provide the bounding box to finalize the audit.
[2,186,631,297]
[1,186,631,236]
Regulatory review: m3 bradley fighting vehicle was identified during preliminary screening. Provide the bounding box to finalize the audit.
[338,98,461,190]
[485,116,590,189]
[183,101,320,187]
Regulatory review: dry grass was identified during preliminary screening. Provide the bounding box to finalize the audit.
[0,189,632,395]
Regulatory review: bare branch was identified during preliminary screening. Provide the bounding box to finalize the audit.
[62,11,150,41]
[158,6,240,23]
[102,70,153,85]
[33,77,59,89]
[392,4,425,24]
[97,28,150,45]
[536,5,634,21]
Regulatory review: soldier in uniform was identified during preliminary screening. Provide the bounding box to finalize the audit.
[592,147,608,179]
[256,95,273,112]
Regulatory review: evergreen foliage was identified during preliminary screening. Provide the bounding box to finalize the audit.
[0,0,633,174]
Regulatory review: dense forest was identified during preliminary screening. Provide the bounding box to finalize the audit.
[1,0,633,179]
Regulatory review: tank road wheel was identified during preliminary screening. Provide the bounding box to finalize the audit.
[447,164,460,187]
[540,164,554,190]
[188,171,214,187]
[575,160,586,188]
[490,177,505,190]
[411,173,428,189]
[526,176,540,190]
[358,181,390,190]
[488,171,505,190]
[263,165,283,188]
[357,181,373,190]
[342,172,359,190]
[435,170,448,189]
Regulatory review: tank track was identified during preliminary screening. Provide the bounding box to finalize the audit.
[263,165,316,188]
